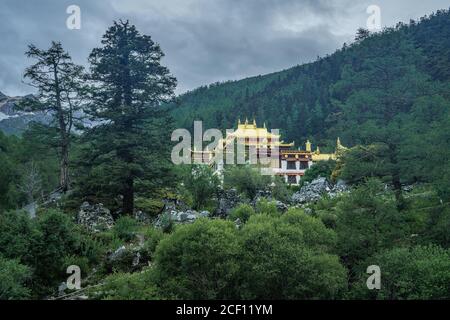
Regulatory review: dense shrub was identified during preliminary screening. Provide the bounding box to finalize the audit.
[113,216,139,242]
[153,219,240,299]
[0,256,32,300]
[228,203,255,223]
[350,245,450,299]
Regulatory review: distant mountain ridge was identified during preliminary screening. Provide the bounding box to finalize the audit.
[0,91,50,135]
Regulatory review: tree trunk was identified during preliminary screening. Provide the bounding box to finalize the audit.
[60,141,70,192]
[53,64,70,192]
[122,176,134,215]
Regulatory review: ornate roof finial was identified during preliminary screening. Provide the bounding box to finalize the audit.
[263,122,266,129]
[337,137,342,147]
[253,118,256,126]
[306,140,312,152]
[238,118,241,125]
[245,117,248,125]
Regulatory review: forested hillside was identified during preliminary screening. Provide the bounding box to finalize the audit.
[170,9,450,149]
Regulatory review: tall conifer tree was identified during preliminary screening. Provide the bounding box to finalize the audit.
[83,21,177,214]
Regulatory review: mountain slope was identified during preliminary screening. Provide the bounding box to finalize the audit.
[169,8,450,150]
[0,92,50,135]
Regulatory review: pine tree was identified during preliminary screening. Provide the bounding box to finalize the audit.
[23,42,85,192]
[83,20,177,214]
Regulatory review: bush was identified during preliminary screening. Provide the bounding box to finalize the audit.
[158,212,174,233]
[113,216,139,242]
[335,179,407,267]
[271,176,291,202]
[255,198,278,216]
[282,209,337,252]
[229,204,255,223]
[153,219,240,299]
[28,209,79,296]
[135,197,164,217]
[239,214,347,299]
[89,269,159,300]
[350,245,450,299]
[141,227,166,261]
[0,256,32,300]
[303,160,336,184]
[223,165,271,199]
[0,210,35,262]
[179,165,220,210]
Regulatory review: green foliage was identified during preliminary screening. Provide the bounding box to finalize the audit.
[0,256,32,300]
[255,198,278,216]
[22,42,86,191]
[223,165,271,199]
[0,130,59,211]
[76,20,177,214]
[0,211,35,261]
[238,213,346,299]
[271,176,291,202]
[282,208,337,252]
[90,269,158,300]
[154,219,240,299]
[351,245,450,299]
[335,179,407,267]
[29,209,79,295]
[302,160,336,184]
[141,228,166,261]
[178,165,220,210]
[229,203,255,223]
[135,197,164,218]
[113,216,139,242]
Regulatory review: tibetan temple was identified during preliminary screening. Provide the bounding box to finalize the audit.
[192,119,346,185]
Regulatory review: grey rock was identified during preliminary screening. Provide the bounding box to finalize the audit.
[134,210,151,224]
[199,210,210,218]
[58,282,67,296]
[292,177,332,204]
[275,200,288,213]
[77,201,114,232]
[215,188,242,217]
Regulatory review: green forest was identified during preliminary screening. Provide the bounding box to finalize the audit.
[0,9,450,300]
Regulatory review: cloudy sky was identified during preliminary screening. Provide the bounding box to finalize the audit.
[0,0,448,96]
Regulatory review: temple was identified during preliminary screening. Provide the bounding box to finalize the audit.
[191,119,346,185]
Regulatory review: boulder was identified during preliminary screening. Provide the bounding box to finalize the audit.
[134,210,152,224]
[215,188,242,217]
[333,179,350,193]
[291,177,332,204]
[77,202,114,232]
[275,200,289,213]
[106,243,148,272]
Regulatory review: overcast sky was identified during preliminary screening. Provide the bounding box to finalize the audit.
[0,0,448,96]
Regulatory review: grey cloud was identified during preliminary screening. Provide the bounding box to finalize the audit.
[0,0,448,96]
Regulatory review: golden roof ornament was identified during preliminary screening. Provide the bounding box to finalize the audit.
[306,140,312,152]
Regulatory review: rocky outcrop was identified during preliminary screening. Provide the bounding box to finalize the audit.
[154,209,210,228]
[292,178,350,204]
[215,188,242,217]
[106,242,149,272]
[77,202,114,232]
[134,210,152,224]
